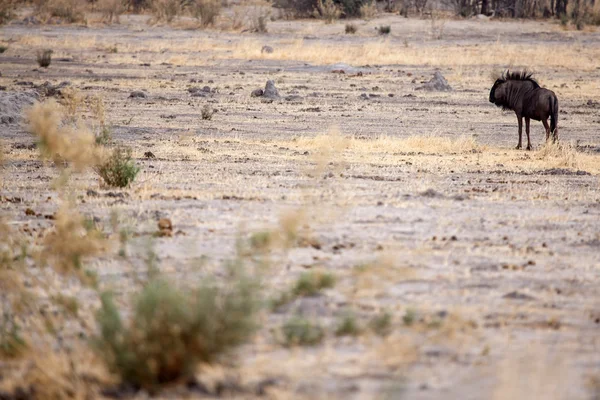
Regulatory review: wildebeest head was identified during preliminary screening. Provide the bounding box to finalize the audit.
[489,78,506,105]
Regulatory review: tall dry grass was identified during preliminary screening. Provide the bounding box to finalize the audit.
[17,34,599,71]
[33,0,87,23]
[232,39,599,71]
[26,99,105,171]
[296,133,484,155]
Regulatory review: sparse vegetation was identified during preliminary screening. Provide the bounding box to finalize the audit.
[34,0,86,23]
[43,205,105,283]
[270,271,335,311]
[0,314,27,359]
[201,104,214,120]
[95,126,113,146]
[190,0,221,27]
[0,0,15,25]
[282,316,324,346]
[248,1,270,32]
[402,308,416,326]
[27,99,104,170]
[335,313,361,336]
[315,0,341,22]
[36,49,53,68]
[359,0,377,19]
[95,266,259,389]
[378,25,391,35]
[150,0,181,23]
[293,271,335,297]
[369,311,392,336]
[95,147,140,188]
[97,0,126,23]
[345,23,357,34]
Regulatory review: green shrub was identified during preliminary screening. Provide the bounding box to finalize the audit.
[95,126,112,146]
[293,271,335,297]
[95,268,260,389]
[402,308,416,326]
[345,23,357,34]
[335,313,361,337]
[369,311,392,336]
[95,147,140,188]
[378,25,391,35]
[0,314,27,359]
[282,316,324,346]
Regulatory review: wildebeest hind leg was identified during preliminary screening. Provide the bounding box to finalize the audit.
[542,119,550,142]
[516,116,523,149]
[525,117,531,151]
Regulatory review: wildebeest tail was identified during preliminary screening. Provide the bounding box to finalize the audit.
[550,95,558,134]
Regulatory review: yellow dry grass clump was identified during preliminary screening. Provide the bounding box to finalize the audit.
[43,204,107,281]
[296,132,483,156]
[27,99,106,170]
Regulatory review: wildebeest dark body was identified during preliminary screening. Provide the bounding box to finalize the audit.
[489,71,559,150]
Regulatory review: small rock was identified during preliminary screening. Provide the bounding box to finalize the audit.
[420,188,443,198]
[143,151,156,159]
[502,291,536,301]
[25,208,36,216]
[261,45,274,54]
[416,71,452,92]
[157,218,173,237]
[263,80,280,100]
[129,91,147,99]
[251,88,264,97]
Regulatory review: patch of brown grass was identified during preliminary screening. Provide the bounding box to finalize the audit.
[96,0,126,23]
[42,204,107,284]
[26,99,106,171]
[33,0,87,23]
[1,347,107,399]
[536,141,578,169]
[150,0,181,23]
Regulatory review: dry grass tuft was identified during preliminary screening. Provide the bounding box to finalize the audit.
[97,0,126,23]
[0,0,16,25]
[36,49,53,68]
[150,0,181,23]
[536,141,579,169]
[282,316,324,346]
[3,348,106,399]
[297,133,483,156]
[26,100,106,171]
[43,204,107,283]
[315,0,341,23]
[34,0,87,23]
[359,0,377,19]
[190,0,221,27]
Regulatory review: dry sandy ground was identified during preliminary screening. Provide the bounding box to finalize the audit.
[1,12,600,399]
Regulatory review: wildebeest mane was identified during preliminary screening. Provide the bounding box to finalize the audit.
[501,70,540,88]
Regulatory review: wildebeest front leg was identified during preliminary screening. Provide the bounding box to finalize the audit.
[542,119,550,142]
[516,115,523,149]
[525,117,532,150]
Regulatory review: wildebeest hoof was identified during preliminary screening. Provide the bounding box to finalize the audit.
[515,145,522,150]
[526,145,532,151]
